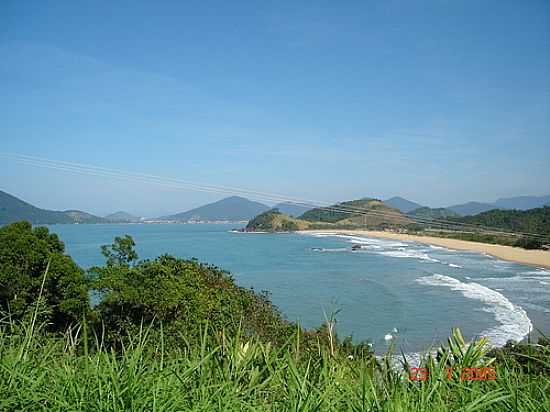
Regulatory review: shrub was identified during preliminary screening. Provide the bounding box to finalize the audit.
[91,236,297,348]
[0,221,89,330]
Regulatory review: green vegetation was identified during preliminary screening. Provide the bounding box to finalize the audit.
[407,229,550,250]
[246,199,412,232]
[0,221,89,331]
[410,207,550,249]
[245,208,313,231]
[455,206,550,237]
[299,198,409,227]
[245,202,550,250]
[395,207,550,250]
[0,221,348,351]
[408,206,459,219]
[1,221,549,410]
[91,235,301,348]
[1,317,549,411]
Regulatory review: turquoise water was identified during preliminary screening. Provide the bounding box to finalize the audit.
[48,223,550,354]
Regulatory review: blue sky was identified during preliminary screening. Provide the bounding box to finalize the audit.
[1,0,549,216]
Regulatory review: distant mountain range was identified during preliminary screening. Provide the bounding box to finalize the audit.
[407,207,459,219]
[160,196,270,222]
[384,197,423,213]
[104,211,141,223]
[3,188,549,226]
[272,202,314,217]
[447,195,550,216]
[386,195,550,217]
[446,202,495,216]
[0,190,107,224]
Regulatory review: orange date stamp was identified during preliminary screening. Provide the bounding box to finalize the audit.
[409,367,496,381]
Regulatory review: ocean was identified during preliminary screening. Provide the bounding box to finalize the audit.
[48,223,550,355]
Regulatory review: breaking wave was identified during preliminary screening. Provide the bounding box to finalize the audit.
[380,249,440,263]
[306,233,441,262]
[416,274,532,346]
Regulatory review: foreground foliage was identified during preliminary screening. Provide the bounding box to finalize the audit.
[92,243,300,349]
[1,221,549,410]
[1,319,549,411]
[0,221,89,331]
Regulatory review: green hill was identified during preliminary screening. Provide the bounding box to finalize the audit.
[414,207,550,249]
[245,199,411,232]
[0,190,106,225]
[299,198,410,227]
[245,209,315,231]
[408,206,459,219]
[104,211,141,223]
[456,206,550,237]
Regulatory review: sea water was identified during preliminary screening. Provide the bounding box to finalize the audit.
[48,223,550,354]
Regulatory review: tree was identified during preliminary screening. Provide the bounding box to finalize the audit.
[101,235,138,267]
[0,221,89,330]
[91,236,295,347]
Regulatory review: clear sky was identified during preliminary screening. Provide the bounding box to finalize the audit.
[1,0,549,216]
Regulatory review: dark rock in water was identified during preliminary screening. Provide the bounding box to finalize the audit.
[351,244,362,250]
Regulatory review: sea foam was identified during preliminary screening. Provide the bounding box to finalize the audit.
[416,274,532,346]
[307,233,442,262]
[380,250,440,263]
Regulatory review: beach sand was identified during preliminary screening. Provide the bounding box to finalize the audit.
[303,230,550,269]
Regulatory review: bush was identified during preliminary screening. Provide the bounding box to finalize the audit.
[513,237,544,250]
[91,236,298,348]
[0,221,89,330]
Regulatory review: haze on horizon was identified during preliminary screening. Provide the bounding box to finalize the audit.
[1,1,549,217]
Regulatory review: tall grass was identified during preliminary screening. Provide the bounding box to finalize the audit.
[1,318,549,411]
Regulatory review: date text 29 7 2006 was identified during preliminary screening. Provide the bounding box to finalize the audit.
[409,367,497,381]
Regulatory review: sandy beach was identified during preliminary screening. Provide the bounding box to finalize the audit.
[303,229,550,269]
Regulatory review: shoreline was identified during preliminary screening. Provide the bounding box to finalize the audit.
[301,229,550,269]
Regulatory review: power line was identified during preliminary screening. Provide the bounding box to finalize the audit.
[1,153,548,240]
[2,152,546,239]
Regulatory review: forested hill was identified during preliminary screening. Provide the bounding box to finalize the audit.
[246,209,313,231]
[0,190,106,224]
[299,198,410,227]
[104,211,141,223]
[408,207,459,219]
[456,206,550,236]
[245,199,411,231]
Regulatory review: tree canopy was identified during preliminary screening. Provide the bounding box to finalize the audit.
[0,221,89,330]
[91,235,296,346]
